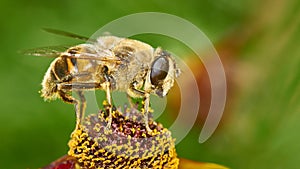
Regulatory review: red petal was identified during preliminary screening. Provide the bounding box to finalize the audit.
[41,155,78,169]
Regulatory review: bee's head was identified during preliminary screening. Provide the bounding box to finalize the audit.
[147,48,180,97]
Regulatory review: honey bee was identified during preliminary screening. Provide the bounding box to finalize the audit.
[24,29,180,132]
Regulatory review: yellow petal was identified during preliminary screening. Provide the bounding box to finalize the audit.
[179,158,229,169]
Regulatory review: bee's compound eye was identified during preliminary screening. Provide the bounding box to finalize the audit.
[150,56,169,85]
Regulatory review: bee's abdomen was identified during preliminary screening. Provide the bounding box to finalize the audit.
[41,65,59,100]
[53,57,70,80]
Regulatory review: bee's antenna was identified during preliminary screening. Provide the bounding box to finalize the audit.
[42,28,97,43]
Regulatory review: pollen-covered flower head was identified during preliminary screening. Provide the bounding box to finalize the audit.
[68,104,179,169]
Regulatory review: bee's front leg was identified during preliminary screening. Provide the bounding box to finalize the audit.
[127,86,152,133]
[143,93,151,133]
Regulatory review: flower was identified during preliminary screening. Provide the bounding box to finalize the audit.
[41,156,229,169]
[41,104,229,169]
[68,105,179,168]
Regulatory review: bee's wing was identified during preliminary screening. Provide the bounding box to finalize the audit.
[70,52,121,63]
[43,28,97,43]
[21,45,121,63]
[19,45,71,57]
[21,28,101,57]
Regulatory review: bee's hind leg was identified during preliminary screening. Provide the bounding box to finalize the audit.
[58,90,86,132]
[76,91,86,129]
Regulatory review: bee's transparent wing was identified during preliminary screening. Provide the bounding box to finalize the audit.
[69,52,121,63]
[20,45,71,57]
[43,28,96,43]
[21,45,121,63]
[21,28,99,57]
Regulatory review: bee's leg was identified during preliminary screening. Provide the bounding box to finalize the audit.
[143,93,152,133]
[76,91,86,129]
[103,81,112,129]
[101,66,113,130]
[58,83,95,131]
[58,90,81,131]
[126,94,135,108]
[127,87,152,133]
[57,82,112,129]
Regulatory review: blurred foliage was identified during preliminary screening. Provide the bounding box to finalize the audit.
[1,0,300,169]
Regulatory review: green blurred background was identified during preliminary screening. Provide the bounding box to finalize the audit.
[1,0,300,168]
